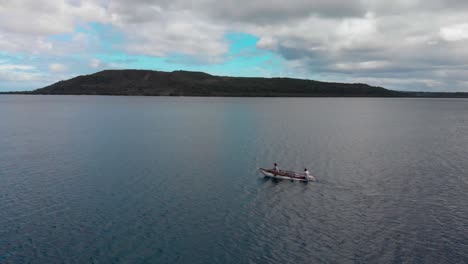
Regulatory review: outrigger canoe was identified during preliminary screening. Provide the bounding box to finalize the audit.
[258,168,315,182]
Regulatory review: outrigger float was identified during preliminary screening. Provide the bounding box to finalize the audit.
[258,168,316,182]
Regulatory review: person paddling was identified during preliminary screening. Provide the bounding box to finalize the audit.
[274,163,279,172]
[304,168,310,179]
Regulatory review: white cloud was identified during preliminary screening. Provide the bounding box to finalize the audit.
[440,23,468,41]
[0,71,45,82]
[109,7,229,62]
[0,63,45,82]
[0,0,107,35]
[334,13,377,50]
[256,36,278,50]
[49,63,67,72]
[334,60,391,71]
[89,58,102,68]
[0,64,35,71]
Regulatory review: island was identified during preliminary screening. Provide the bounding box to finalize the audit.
[2,69,468,97]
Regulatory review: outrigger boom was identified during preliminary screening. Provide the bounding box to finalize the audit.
[258,168,315,182]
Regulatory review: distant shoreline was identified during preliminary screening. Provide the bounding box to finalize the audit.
[2,69,468,98]
[2,92,468,98]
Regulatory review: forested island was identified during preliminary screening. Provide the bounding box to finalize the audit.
[2,69,468,97]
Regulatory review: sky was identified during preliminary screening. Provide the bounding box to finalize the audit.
[1,0,468,92]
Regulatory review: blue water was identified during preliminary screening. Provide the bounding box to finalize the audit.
[1,95,467,263]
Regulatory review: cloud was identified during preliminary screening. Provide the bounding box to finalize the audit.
[106,2,229,62]
[120,14,228,61]
[194,0,366,23]
[49,63,67,72]
[440,23,468,41]
[89,58,102,68]
[0,0,107,35]
[0,64,35,71]
[334,60,391,71]
[2,0,468,91]
[240,4,468,91]
[0,62,45,82]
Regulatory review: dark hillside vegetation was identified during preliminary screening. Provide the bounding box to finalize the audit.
[2,69,468,97]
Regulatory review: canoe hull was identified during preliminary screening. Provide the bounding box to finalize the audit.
[258,168,314,182]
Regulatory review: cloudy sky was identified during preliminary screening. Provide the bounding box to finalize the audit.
[1,0,468,92]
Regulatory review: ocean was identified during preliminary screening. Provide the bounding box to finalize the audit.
[1,95,467,263]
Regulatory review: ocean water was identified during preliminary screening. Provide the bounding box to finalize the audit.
[0,95,467,263]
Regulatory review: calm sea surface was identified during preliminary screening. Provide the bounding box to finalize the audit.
[1,95,467,263]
